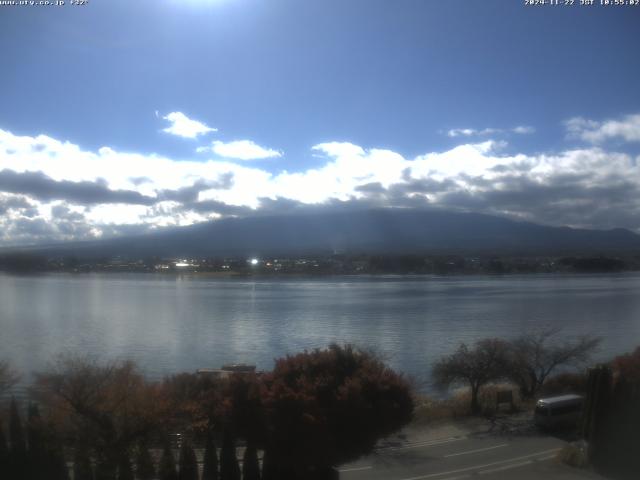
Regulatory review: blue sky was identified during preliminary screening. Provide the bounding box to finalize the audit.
[0,0,639,244]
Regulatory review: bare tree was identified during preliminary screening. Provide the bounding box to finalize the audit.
[0,360,20,395]
[33,355,168,474]
[507,328,600,399]
[433,339,510,414]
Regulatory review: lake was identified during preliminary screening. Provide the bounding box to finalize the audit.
[1,272,639,393]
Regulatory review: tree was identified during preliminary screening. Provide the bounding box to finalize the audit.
[50,446,70,480]
[201,432,219,480]
[0,418,9,475]
[73,445,94,480]
[433,339,510,414]
[178,440,198,480]
[94,452,117,480]
[26,403,46,480]
[0,360,20,395]
[219,430,240,480]
[260,449,278,480]
[33,355,168,473]
[506,329,600,399]
[161,372,224,435]
[8,398,27,480]
[117,452,134,480]
[612,346,640,383]
[9,398,26,455]
[221,374,265,446]
[135,442,155,480]
[158,444,178,480]
[242,443,260,480]
[261,344,413,478]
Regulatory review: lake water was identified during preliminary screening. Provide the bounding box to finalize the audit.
[1,272,639,393]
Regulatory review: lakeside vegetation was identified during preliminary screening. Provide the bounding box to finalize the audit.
[0,345,413,480]
[1,335,637,479]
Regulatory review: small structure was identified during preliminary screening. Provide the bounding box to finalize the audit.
[496,389,514,412]
[197,363,256,379]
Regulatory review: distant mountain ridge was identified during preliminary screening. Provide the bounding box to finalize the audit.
[14,209,640,258]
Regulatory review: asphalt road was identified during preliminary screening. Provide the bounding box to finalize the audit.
[338,430,604,480]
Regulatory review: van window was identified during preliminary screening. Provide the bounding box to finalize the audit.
[550,403,581,416]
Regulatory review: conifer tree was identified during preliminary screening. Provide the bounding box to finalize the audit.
[27,403,45,480]
[158,444,178,480]
[178,440,198,480]
[259,450,277,480]
[9,398,26,455]
[73,445,94,480]
[9,398,27,480]
[94,452,118,480]
[242,444,260,480]
[220,430,240,480]
[46,443,69,480]
[201,432,219,480]
[0,418,9,474]
[135,442,155,480]
[117,452,134,480]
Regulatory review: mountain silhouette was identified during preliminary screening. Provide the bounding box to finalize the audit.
[18,209,640,258]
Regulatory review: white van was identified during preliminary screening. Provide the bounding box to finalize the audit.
[534,394,584,430]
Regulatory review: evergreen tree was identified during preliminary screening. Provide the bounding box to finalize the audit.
[94,452,118,480]
[259,450,277,480]
[0,418,9,474]
[158,444,178,480]
[73,445,94,480]
[178,440,198,480]
[135,442,155,480]
[117,452,134,480]
[201,432,218,480]
[9,398,27,480]
[27,403,45,480]
[9,398,26,455]
[219,431,240,480]
[57,450,71,480]
[242,444,260,480]
[46,443,70,480]
[26,404,43,451]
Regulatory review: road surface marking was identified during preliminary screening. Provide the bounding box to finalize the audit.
[338,465,373,473]
[398,447,562,480]
[381,436,467,452]
[479,459,532,474]
[479,452,558,474]
[444,443,508,458]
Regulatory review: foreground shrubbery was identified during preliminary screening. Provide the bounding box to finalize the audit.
[0,344,414,480]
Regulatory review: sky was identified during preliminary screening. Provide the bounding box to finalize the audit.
[0,0,639,245]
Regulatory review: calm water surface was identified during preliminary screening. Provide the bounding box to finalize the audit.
[1,272,639,392]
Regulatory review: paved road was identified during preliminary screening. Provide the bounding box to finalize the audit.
[338,429,604,480]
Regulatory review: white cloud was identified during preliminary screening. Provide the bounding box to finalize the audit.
[447,126,534,137]
[312,142,365,158]
[2,121,640,243]
[447,128,487,137]
[565,114,640,144]
[161,111,217,139]
[207,140,282,160]
[512,126,535,135]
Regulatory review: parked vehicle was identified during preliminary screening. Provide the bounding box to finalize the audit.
[534,394,584,430]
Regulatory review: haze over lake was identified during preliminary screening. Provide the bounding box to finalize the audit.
[2,272,639,393]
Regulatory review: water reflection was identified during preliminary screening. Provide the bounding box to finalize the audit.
[1,272,639,392]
